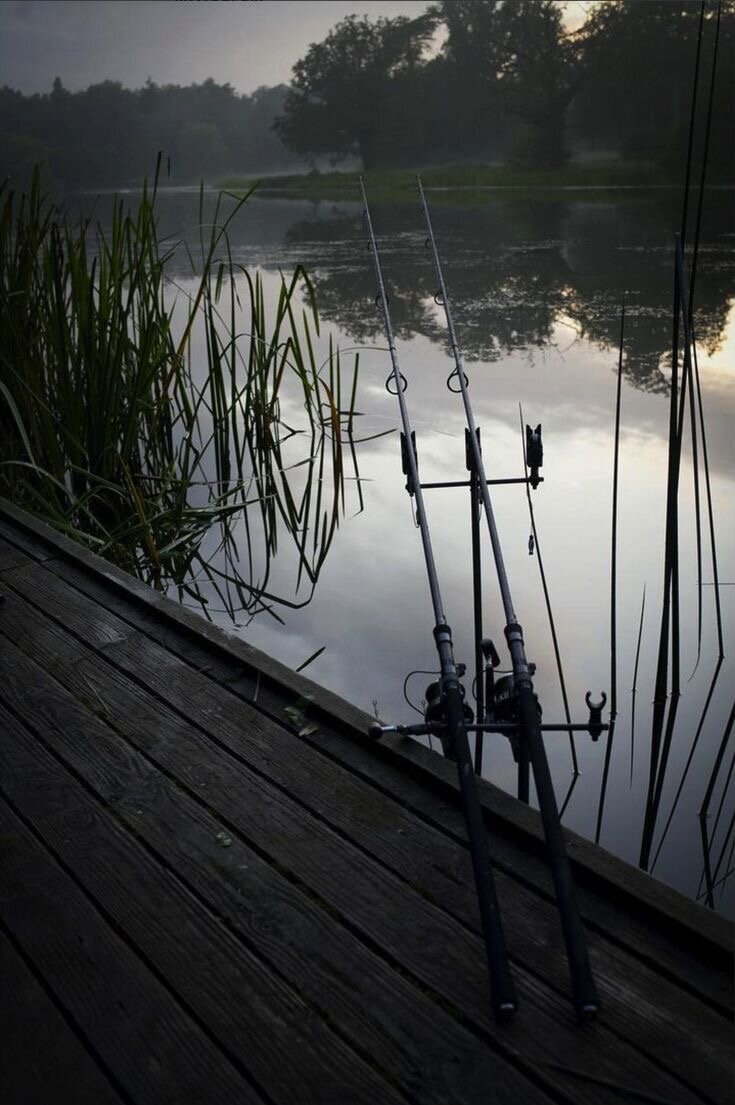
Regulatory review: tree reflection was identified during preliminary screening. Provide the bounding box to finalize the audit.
[281,193,734,393]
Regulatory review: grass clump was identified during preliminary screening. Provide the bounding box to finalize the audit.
[0,164,363,621]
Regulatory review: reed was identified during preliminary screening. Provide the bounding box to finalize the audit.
[639,4,726,874]
[0,165,361,619]
[651,656,724,868]
[595,296,626,843]
[629,586,647,788]
[698,699,735,906]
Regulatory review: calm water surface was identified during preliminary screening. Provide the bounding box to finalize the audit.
[98,186,735,915]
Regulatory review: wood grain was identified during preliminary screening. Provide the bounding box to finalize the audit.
[12,510,730,988]
[0,930,125,1105]
[0,601,722,1105]
[0,799,262,1105]
[1,561,731,1103]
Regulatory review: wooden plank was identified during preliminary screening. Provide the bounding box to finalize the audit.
[76,650,735,1093]
[0,502,357,719]
[0,652,550,1105]
[0,517,55,562]
[66,597,733,1015]
[303,714,735,1013]
[2,496,732,965]
[0,537,33,573]
[0,600,719,1105]
[0,704,412,1105]
[0,931,125,1105]
[1,562,731,1102]
[0,800,261,1105]
[4,499,729,977]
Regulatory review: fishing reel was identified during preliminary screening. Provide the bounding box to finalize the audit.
[481,639,541,762]
[480,638,608,746]
[367,662,473,756]
[422,664,474,758]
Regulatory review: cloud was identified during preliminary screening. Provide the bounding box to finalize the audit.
[0,1,433,95]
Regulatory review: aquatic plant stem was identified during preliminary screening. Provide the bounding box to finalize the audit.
[596,296,625,843]
[630,585,646,788]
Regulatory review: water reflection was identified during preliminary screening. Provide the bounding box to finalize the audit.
[278,193,734,394]
[267,189,733,916]
[84,186,734,397]
[73,184,735,916]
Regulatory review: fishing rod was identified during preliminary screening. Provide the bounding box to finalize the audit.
[359,178,518,1023]
[414,176,601,1020]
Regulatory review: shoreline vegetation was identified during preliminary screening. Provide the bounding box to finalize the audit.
[0,167,363,623]
[216,162,734,204]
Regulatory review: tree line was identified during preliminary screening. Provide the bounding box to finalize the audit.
[1,1,732,190]
[0,77,302,189]
[276,0,733,174]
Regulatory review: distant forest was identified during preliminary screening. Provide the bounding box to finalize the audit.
[0,79,304,188]
[2,0,733,189]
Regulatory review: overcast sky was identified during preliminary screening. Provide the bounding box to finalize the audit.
[0,1,436,95]
[0,0,587,97]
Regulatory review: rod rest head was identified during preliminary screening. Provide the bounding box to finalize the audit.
[585,691,607,740]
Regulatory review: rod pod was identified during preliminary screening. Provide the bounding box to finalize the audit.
[418,176,600,1020]
[360,178,517,1023]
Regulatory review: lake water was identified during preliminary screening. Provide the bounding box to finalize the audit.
[91,184,735,915]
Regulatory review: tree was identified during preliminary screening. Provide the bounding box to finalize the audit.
[430,0,586,168]
[239,86,305,171]
[428,1,511,160]
[573,1,734,175]
[274,13,436,169]
[50,76,70,101]
[495,0,585,168]
[176,121,228,179]
[0,77,307,190]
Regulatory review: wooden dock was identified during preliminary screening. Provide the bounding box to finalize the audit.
[0,497,732,1105]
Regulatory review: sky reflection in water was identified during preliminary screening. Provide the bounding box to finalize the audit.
[151,187,734,916]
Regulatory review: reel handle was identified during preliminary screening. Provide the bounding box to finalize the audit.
[367,721,439,740]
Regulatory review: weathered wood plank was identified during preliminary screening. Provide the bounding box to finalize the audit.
[1,561,731,1104]
[0,702,413,1105]
[0,538,33,573]
[0,599,718,1105]
[1,498,731,970]
[0,649,550,1105]
[0,799,261,1105]
[303,717,735,1013]
[0,931,125,1105]
[0,519,54,562]
[5,504,729,997]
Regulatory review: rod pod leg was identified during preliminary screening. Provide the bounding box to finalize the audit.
[517,683,600,1019]
[517,740,530,803]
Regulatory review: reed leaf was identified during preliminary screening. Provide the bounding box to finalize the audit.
[0,167,361,620]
